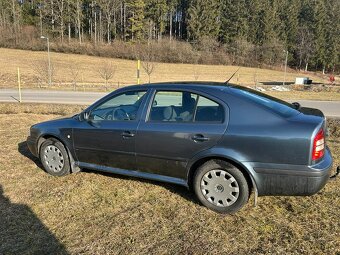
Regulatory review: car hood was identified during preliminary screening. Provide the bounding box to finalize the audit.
[51,113,79,121]
[31,114,79,130]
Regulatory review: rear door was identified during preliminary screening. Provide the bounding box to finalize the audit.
[135,89,228,180]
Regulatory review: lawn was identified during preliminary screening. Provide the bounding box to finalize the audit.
[0,103,339,254]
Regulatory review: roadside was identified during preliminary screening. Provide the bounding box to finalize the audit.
[1,89,340,117]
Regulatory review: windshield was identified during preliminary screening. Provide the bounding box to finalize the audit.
[227,85,300,118]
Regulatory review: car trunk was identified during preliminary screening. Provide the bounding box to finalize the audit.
[297,107,327,165]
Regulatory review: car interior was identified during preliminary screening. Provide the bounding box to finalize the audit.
[149,91,224,123]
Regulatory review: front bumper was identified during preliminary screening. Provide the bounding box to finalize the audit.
[251,147,333,196]
[27,136,38,157]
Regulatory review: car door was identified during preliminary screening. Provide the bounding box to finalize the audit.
[73,89,147,170]
[135,89,228,180]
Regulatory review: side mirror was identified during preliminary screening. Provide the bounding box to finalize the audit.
[80,111,90,121]
[153,100,158,106]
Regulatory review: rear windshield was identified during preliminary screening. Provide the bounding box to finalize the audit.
[227,85,300,118]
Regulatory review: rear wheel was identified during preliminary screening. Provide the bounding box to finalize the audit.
[39,138,71,176]
[193,160,249,214]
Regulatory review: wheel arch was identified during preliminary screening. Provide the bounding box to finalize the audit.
[37,134,79,173]
[187,155,257,195]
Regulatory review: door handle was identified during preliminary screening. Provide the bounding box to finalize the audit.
[121,131,135,138]
[192,134,209,142]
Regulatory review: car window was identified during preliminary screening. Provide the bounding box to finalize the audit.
[149,91,198,122]
[89,91,146,121]
[195,96,224,122]
[228,85,299,118]
[149,91,224,123]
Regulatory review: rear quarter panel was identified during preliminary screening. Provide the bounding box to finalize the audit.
[217,92,318,165]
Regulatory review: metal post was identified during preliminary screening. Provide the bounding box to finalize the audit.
[47,37,51,86]
[283,50,288,86]
[41,36,51,86]
[137,59,140,84]
[17,67,22,103]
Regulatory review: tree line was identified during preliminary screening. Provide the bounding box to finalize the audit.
[0,0,339,72]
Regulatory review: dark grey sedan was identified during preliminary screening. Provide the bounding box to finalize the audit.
[27,82,333,213]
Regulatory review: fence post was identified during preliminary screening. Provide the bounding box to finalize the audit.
[17,67,22,103]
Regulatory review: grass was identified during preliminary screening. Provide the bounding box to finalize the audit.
[0,48,339,101]
[0,103,339,254]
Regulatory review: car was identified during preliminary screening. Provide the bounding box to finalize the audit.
[27,82,333,213]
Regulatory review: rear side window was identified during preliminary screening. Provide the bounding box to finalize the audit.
[149,90,224,123]
[195,96,224,122]
[229,86,299,118]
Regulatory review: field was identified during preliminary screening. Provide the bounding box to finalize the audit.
[0,103,339,254]
[0,48,339,101]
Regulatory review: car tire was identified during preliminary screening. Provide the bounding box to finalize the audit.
[39,138,71,176]
[193,160,249,214]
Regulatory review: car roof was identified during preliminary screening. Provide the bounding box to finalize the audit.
[121,81,233,91]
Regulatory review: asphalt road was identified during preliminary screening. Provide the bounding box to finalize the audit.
[1,89,339,118]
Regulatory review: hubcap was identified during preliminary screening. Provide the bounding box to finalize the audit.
[200,169,240,207]
[43,145,64,172]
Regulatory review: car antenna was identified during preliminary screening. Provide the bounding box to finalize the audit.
[225,67,241,85]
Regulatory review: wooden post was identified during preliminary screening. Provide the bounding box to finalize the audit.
[137,59,140,85]
[17,67,22,103]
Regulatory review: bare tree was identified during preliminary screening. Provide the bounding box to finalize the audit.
[141,47,156,83]
[193,64,199,81]
[98,0,119,44]
[75,0,83,44]
[55,0,65,43]
[68,62,81,90]
[32,60,56,87]
[297,26,314,71]
[98,61,116,89]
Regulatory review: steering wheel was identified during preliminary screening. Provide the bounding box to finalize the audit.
[105,108,130,121]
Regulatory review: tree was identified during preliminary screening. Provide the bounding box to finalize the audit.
[141,47,156,83]
[219,0,248,43]
[32,60,56,87]
[145,0,168,40]
[98,61,116,89]
[98,0,119,44]
[296,25,314,70]
[55,0,66,43]
[324,0,340,72]
[68,62,81,90]
[314,0,327,73]
[166,0,178,41]
[127,0,145,41]
[187,0,220,41]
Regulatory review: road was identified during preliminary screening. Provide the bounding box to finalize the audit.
[1,89,339,118]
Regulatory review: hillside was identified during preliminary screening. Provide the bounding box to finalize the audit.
[0,48,327,88]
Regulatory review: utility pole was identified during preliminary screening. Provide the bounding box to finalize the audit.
[41,36,52,86]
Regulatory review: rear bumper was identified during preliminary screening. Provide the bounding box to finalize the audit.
[27,136,38,157]
[252,148,333,196]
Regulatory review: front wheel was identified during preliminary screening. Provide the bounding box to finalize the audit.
[39,138,71,176]
[193,160,249,214]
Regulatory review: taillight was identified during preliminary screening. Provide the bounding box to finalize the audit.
[312,129,325,161]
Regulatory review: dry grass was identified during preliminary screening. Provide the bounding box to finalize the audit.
[1,47,337,88]
[1,47,339,100]
[0,103,339,254]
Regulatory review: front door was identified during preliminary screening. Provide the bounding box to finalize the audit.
[136,90,227,180]
[73,90,147,170]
